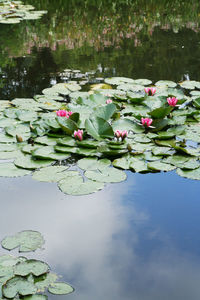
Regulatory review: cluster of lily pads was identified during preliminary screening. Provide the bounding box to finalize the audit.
[0,76,200,195]
[0,230,74,299]
[0,0,47,24]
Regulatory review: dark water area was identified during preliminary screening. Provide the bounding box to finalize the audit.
[0,1,200,299]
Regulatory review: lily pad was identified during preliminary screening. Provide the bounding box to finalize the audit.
[2,276,37,298]
[0,163,31,178]
[1,231,45,252]
[77,158,111,171]
[14,155,53,170]
[14,260,49,277]
[48,282,74,295]
[155,80,177,88]
[148,161,176,171]
[105,77,135,85]
[85,167,127,183]
[32,166,74,183]
[58,175,104,196]
[176,167,200,180]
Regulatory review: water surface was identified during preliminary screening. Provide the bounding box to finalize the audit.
[0,1,200,299]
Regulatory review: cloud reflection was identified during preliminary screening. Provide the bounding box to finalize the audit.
[0,175,200,300]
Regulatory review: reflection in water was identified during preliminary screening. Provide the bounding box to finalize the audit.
[0,172,200,300]
[1,1,200,299]
[0,0,200,99]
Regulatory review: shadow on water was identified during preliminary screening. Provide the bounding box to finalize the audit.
[0,1,200,299]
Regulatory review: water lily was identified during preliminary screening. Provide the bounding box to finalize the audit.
[167,97,178,106]
[56,110,73,118]
[144,87,156,96]
[74,129,83,141]
[67,111,73,117]
[106,99,113,104]
[141,117,153,127]
[121,130,128,140]
[114,130,122,139]
[114,130,128,140]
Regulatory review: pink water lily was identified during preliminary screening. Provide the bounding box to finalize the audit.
[56,110,68,117]
[114,130,121,139]
[141,117,153,127]
[144,87,156,96]
[56,110,73,118]
[67,111,73,117]
[167,97,178,106]
[74,129,83,141]
[114,130,128,140]
[106,99,113,104]
[121,130,128,140]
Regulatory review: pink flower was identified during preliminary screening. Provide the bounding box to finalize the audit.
[121,130,128,140]
[167,97,178,107]
[114,130,121,139]
[141,118,153,127]
[56,110,73,118]
[144,87,156,96]
[74,129,83,141]
[106,99,113,104]
[56,110,68,117]
[67,111,73,117]
[114,130,128,140]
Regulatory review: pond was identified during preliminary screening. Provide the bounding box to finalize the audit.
[0,1,200,299]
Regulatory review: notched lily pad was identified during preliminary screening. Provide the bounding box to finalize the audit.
[48,282,74,295]
[1,231,45,252]
[14,260,49,277]
[2,276,37,298]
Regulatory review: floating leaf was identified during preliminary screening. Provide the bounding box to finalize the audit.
[176,167,200,180]
[155,80,177,88]
[58,175,104,195]
[105,77,135,85]
[0,163,31,178]
[2,276,37,298]
[14,260,49,277]
[32,166,77,183]
[148,161,176,171]
[14,155,53,170]
[1,231,44,252]
[85,167,127,183]
[48,282,74,295]
[85,117,114,140]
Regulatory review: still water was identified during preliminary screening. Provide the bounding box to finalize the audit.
[0,1,200,299]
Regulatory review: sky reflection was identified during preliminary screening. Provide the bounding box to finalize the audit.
[0,172,200,300]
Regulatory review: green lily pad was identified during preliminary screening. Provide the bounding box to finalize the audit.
[85,117,114,140]
[35,273,58,292]
[85,167,127,183]
[148,161,176,171]
[105,77,135,85]
[14,260,49,277]
[1,231,44,252]
[130,158,149,173]
[32,166,76,183]
[155,80,177,88]
[77,158,111,171]
[48,282,74,295]
[93,103,116,120]
[176,167,200,180]
[58,175,104,196]
[134,79,152,85]
[0,163,31,177]
[2,276,37,298]
[31,146,70,160]
[14,155,53,170]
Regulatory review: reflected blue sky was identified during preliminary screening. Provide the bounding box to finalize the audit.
[0,171,200,300]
